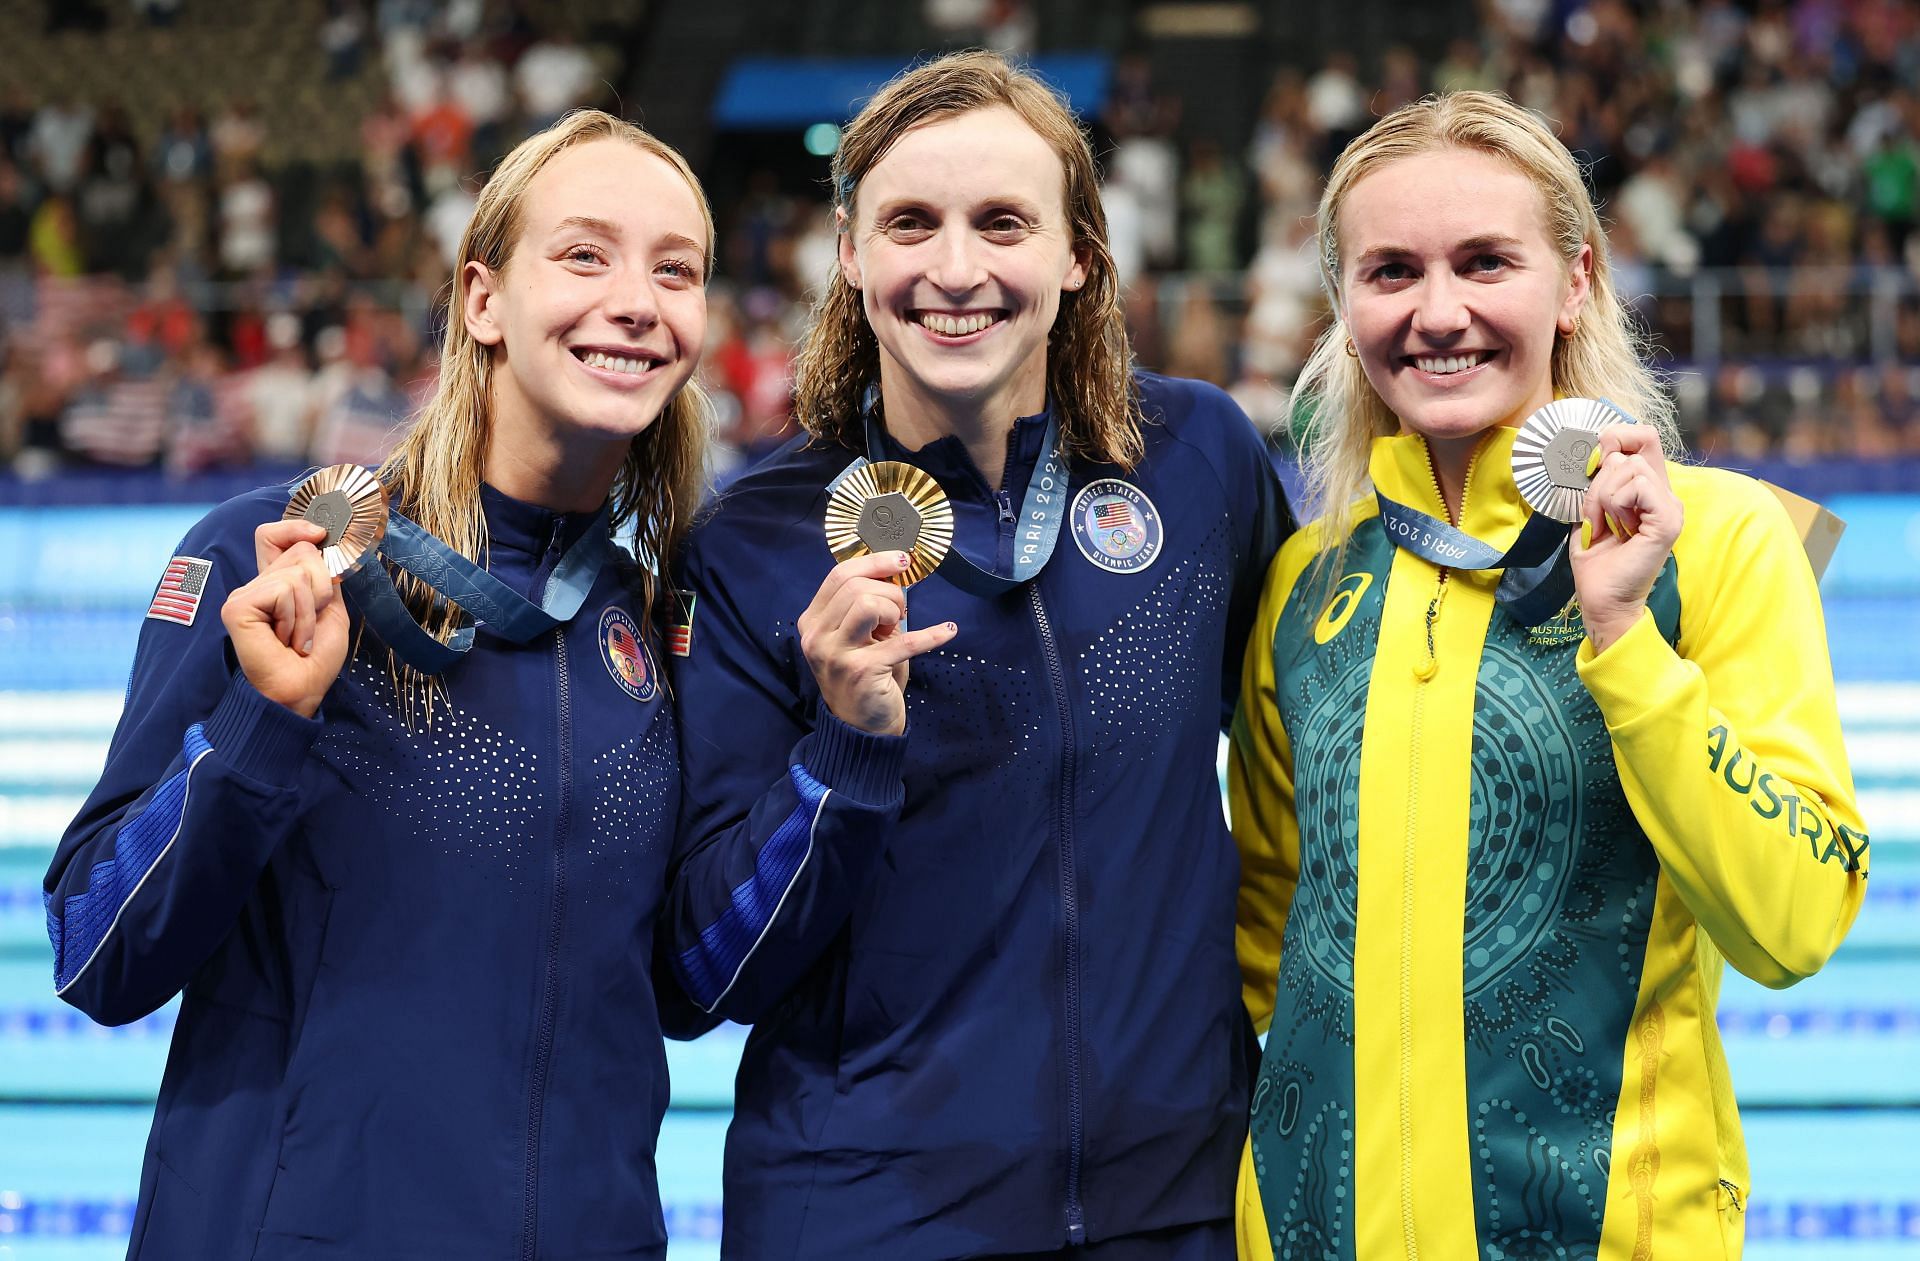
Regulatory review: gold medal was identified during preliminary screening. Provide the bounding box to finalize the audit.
[824,461,954,586]
[1511,398,1622,524]
[284,464,388,576]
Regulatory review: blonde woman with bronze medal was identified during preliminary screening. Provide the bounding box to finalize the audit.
[664,50,1292,1260]
[44,111,713,1259]
[1231,92,1869,1259]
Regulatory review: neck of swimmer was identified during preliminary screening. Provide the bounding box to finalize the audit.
[879,374,1045,493]
[484,415,628,515]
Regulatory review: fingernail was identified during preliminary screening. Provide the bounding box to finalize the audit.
[1586,447,1603,477]
[302,638,314,654]
[945,622,957,632]
[897,552,911,568]
[1608,514,1628,541]
[1580,520,1593,550]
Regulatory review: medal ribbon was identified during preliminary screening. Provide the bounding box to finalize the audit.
[836,407,1071,597]
[342,504,611,674]
[1373,493,1576,627]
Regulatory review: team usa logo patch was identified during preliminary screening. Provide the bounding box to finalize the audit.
[146,555,213,626]
[598,606,657,702]
[1070,479,1163,574]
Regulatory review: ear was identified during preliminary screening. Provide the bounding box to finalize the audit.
[836,210,862,291]
[1558,242,1593,337]
[463,260,504,348]
[1064,241,1090,293]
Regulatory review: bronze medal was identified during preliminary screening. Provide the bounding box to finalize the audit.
[284,464,388,576]
[824,461,954,587]
[1511,398,1623,524]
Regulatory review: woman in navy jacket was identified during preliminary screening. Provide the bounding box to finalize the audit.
[44,111,713,1259]
[667,51,1293,1259]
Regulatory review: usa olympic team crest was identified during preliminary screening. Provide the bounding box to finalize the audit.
[598,606,657,702]
[1069,479,1163,574]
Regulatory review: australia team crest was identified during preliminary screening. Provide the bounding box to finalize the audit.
[598,606,657,702]
[1070,479,1162,574]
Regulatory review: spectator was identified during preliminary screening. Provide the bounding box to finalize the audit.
[217,159,276,278]
[28,193,83,277]
[0,161,34,264]
[1181,138,1245,273]
[28,95,92,193]
[515,31,596,129]
[448,38,512,163]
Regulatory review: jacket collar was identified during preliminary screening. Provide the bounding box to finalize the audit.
[1369,424,1530,555]
[478,482,605,557]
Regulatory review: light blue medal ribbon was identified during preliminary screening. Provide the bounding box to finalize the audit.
[342,502,611,674]
[836,407,1071,597]
[1373,494,1575,627]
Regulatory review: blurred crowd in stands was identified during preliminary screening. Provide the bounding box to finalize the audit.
[1,0,1918,486]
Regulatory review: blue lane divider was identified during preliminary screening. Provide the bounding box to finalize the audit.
[0,1197,728,1240]
[1717,1007,1920,1036]
[0,1008,174,1039]
[1747,1200,1920,1240]
[4,1197,1916,1241]
[6,1004,1920,1047]
[5,1197,1917,1243]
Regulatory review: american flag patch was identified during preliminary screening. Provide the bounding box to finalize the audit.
[146,556,213,627]
[1094,501,1134,530]
[668,589,697,657]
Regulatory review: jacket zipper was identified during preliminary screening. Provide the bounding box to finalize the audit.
[1029,582,1086,1245]
[523,523,573,1260]
[1399,442,1480,1259]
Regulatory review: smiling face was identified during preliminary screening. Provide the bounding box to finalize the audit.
[840,105,1088,429]
[464,138,707,463]
[1338,147,1590,457]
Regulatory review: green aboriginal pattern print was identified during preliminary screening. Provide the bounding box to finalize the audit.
[1250,525,1395,1261]
[1462,563,1679,1261]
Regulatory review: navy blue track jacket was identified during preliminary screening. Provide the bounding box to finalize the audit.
[44,482,683,1260]
[667,374,1294,1259]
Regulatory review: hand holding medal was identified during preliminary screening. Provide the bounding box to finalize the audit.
[220,464,379,718]
[1514,400,1684,654]
[803,461,961,736]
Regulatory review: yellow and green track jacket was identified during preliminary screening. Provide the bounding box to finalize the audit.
[1231,427,1868,1261]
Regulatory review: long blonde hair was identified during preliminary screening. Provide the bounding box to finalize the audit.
[1292,90,1675,556]
[377,109,714,724]
[792,50,1141,469]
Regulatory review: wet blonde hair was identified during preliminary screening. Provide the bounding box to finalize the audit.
[792,50,1141,469]
[377,109,714,724]
[1293,90,1675,555]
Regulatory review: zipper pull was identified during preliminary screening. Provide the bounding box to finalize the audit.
[995,489,1015,525]
[1415,572,1449,682]
[1718,1179,1744,1213]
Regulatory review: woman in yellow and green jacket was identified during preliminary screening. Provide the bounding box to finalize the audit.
[1231,91,1868,1261]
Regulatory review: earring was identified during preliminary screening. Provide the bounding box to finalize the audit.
[1562,315,1579,338]
[1344,337,1358,358]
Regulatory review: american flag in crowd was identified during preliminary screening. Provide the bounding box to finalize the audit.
[60,379,171,466]
[1094,500,1134,530]
[146,557,213,627]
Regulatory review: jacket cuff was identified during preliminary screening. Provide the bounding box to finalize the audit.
[1575,609,1689,729]
[797,711,906,806]
[201,671,323,788]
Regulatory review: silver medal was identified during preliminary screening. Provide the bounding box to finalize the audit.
[1510,398,1627,523]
